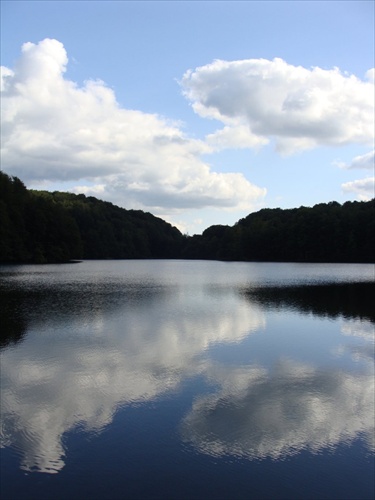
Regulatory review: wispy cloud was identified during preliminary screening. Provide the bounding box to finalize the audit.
[342,177,375,200]
[335,150,375,170]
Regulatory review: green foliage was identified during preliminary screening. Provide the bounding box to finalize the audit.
[182,200,375,263]
[0,171,183,263]
[1,171,373,263]
[0,172,83,263]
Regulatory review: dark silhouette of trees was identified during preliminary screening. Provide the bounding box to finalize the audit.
[0,172,183,263]
[182,200,374,263]
[0,172,83,263]
[1,171,374,264]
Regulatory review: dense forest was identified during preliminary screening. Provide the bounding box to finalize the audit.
[182,199,375,263]
[0,171,374,264]
[0,171,183,263]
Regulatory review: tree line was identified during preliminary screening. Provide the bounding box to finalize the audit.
[0,172,182,263]
[0,171,374,264]
[182,200,374,263]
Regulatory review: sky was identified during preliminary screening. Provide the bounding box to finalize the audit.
[1,1,374,235]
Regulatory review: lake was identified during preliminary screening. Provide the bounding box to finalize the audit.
[0,260,374,499]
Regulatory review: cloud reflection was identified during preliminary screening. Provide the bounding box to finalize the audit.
[340,319,375,342]
[1,272,374,474]
[181,359,375,460]
[0,287,264,473]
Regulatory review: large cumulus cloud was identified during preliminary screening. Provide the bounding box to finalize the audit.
[0,39,266,216]
[181,58,374,155]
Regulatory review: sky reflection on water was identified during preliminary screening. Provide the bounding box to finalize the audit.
[0,261,374,486]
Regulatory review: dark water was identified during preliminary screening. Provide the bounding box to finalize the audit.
[0,260,374,500]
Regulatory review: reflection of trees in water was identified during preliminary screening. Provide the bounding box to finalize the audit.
[246,281,375,323]
[0,282,164,349]
[2,279,373,349]
[0,293,28,348]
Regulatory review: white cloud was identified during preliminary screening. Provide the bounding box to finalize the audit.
[0,39,266,216]
[206,125,269,151]
[335,150,375,170]
[342,177,375,200]
[0,66,14,91]
[77,168,265,212]
[181,58,374,155]
[366,68,375,83]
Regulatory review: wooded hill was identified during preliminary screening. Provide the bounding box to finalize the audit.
[1,171,374,264]
[0,172,182,263]
[182,199,375,263]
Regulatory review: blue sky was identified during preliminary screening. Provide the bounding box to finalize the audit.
[1,1,374,234]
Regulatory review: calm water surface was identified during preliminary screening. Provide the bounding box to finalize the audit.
[0,260,374,499]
